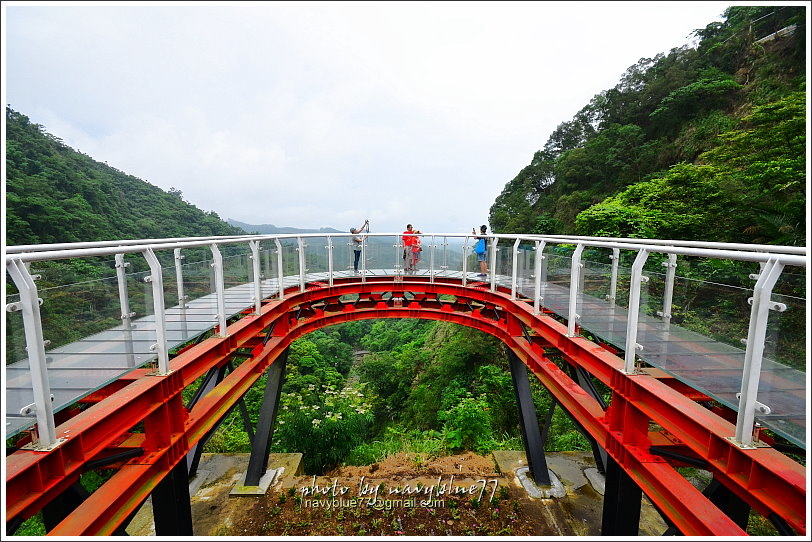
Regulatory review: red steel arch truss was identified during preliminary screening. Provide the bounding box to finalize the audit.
[5,276,806,536]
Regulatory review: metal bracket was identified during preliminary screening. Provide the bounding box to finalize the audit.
[6,302,23,312]
[121,311,136,319]
[736,393,772,415]
[20,394,55,416]
[746,298,787,312]
[641,276,650,283]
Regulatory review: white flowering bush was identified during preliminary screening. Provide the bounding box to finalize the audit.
[274,383,375,474]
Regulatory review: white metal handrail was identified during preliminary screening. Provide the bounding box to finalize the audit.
[5,232,807,449]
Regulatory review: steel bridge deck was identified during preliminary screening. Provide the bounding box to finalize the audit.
[5,269,805,448]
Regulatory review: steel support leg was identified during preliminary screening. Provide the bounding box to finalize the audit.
[152,460,193,536]
[42,482,90,532]
[508,351,551,486]
[186,365,229,477]
[244,349,289,486]
[704,478,750,530]
[570,365,608,473]
[601,456,642,535]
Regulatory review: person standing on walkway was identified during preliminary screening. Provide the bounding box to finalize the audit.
[350,219,369,273]
[410,229,423,271]
[473,224,488,277]
[402,224,417,272]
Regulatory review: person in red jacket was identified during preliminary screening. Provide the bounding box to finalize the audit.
[402,224,417,272]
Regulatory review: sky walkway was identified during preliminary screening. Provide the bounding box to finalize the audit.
[4,233,808,536]
[6,233,807,450]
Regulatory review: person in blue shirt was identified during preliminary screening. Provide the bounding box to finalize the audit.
[473,224,488,277]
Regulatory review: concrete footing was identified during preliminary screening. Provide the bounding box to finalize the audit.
[229,467,283,496]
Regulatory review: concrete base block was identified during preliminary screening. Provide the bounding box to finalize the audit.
[229,467,283,496]
[188,469,211,497]
[516,466,567,499]
[584,467,606,496]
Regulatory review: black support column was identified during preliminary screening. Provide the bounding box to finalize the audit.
[507,351,551,486]
[705,478,750,530]
[601,456,642,535]
[245,349,288,486]
[152,460,193,536]
[41,482,90,532]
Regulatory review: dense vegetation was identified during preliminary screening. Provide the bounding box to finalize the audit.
[4,6,805,536]
[202,319,590,475]
[490,6,805,246]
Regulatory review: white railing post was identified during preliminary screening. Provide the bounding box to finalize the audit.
[462,236,470,287]
[297,237,306,292]
[394,236,404,282]
[734,258,785,447]
[115,253,135,321]
[249,240,262,315]
[274,238,285,300]
[607,248,620,307]
[173,248,186,309]
[511,238,521,300]
[624,249,650,374]
[567,244,585,337]
[6,259,59,449]
[658,253,677,325]
[209,244,228,338]
[439,235,449,278]
[326,237,335,286]
[142,248,172,374]
[533,240,546,315]
[489,237,499,291]
[429,235,436,283]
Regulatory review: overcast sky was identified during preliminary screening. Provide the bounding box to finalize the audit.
[3,1,751,234]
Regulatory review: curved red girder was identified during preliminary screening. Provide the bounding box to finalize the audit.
[5,277,806,536]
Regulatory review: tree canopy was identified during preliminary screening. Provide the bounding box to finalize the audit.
[489,6,806,246]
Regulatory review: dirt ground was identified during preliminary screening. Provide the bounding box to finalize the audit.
[227,452,542,536]
[123,449,785,538]
[151,451,667,537]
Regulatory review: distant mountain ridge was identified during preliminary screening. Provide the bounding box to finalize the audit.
[227,219,343,235]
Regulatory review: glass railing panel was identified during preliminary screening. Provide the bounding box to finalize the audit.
[332,236,355,276]
[578,250,626,345]
[221,249,254,312]
[4,291,36,437]
[5,292,25,365]
[302,237,329,277]
[756,290,806,447]
[40,275,127,351]
[278,241,300,290]
[542,245,575,315]
[491,240,511,288]
[514,244,536,298]
[178,258,217,306]
[258,245,280,299]
[365,235,400,275]
[435,236,465,278]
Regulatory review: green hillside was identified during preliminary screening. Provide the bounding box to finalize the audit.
[5,107,247,246]
[490,6,805,246]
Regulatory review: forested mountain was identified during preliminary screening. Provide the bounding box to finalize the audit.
[5,108,248,246]
[227,218,342,235]
[490,6,806,246]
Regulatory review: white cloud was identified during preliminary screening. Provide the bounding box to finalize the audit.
[4,0,737,233]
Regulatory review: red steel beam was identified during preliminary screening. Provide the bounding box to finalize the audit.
[5,278,806,536]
